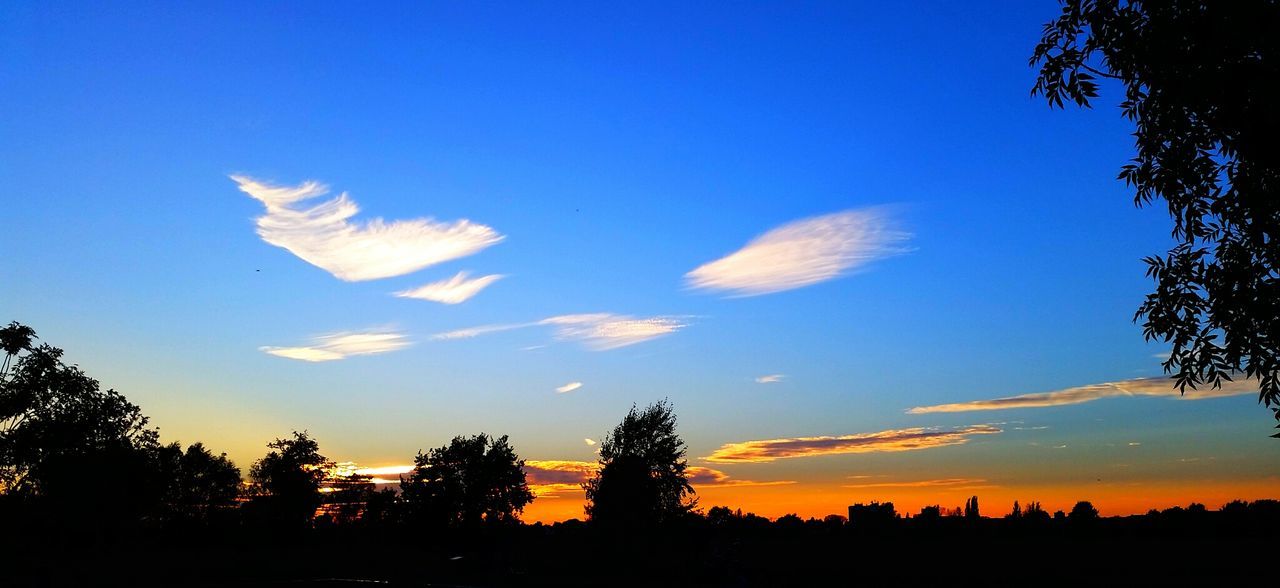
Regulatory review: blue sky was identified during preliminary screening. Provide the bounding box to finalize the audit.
[3,1,1275,520]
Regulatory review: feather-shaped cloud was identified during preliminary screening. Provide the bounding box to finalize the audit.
[395,272,503,304]
[260,330,410,362]
[232,175,503,281]
[686,208,909,297]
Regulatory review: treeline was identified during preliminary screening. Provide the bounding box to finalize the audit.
[0,322,701,537]
[5,320,1279,539]
[4,321,1279,585]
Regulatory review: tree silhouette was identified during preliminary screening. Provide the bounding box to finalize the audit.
[583,400,696,527]
[774,513,804,528]
[917,505,942,521]
[155,441,242,524]
[1031,1,1280,429]
[1069,500,1099,522]
[0,322,161,527]
[964,495,980,519]
[400,433,533,527]
[247,431,331,528]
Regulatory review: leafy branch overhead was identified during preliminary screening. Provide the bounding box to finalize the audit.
[1031,0,1280,430]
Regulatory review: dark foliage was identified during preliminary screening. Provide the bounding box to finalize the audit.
[0,322,162,528]
[584,400,696,527]
[246,431,332,528]
[400,433,534,527]
[154,441,242,525]
[1031,1,1280,429]
[1069,500,1100,522]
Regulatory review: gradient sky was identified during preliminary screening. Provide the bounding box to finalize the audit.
[3,1,1276,523]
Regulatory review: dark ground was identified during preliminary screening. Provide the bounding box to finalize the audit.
[4,517,1271,586]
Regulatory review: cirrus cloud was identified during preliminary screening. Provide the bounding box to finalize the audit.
[260,330,411,362]
[905,376,1260,414]
[703,424,1002,463]
[556,382,583,394]
[232,175,503,282]
[431,313,689,350]
[395,271,503,304]
[685,207,910,297]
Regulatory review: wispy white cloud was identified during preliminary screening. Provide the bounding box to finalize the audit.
[395,271,503,304]
[703,425,1001,463]
[539,313,687,350]
[431,322,530,341]
[260,330,410,362]
[432,313,688,350]
[685,207,910,297]
[755,374,785,384]
[906,376,1260,414]
[232,175,503,281]
[556,381,583,394]
[584,438,596,446]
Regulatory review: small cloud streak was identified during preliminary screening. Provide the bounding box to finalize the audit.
[395,272,503,304]
[539,314,687,350]
[260,330,410,362]
[232,175,502,281]
[432,313,688,350]
[906,376,1260,414]
[703,425,1002,463]
[556,382,583,394]
[584,438,596,446]
[522,460,789,497]
[431,322,529,341]
[685,208,910,297]
[755,374,785,384]
[842,477,991,489]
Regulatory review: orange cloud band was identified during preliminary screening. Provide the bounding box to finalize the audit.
[522,460,791,497]
[703,425,1002,463]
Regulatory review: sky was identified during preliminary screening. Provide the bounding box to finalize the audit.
[2,1,1276,523]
